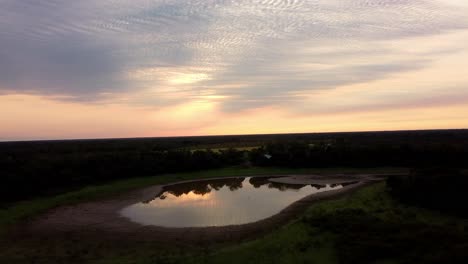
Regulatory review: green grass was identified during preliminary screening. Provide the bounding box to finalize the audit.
[181,183,386,264]
[188,222,337,264]
[302,184,468,263]
[2,167,420,264]
[151,182,468,264]
[4,181,466,264]
[0,166,406,235]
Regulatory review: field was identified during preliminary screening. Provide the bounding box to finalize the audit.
[0,167,404,235]
[1,129,468,263]
[2,174,468,264]
[2,129,467,204]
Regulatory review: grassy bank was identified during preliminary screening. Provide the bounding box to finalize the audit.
[3,173,465,264]
[154,183,468,264]
[0,167,425,264]
[0,166,404,235]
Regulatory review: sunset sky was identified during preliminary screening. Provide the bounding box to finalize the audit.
[1,0,468,141]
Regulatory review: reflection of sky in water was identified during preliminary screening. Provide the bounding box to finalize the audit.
[121,177,343,227]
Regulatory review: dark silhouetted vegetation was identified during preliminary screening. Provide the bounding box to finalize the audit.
[1,129,468,205]
[387,167,468,217]
[0,145,245,204]
[249,139,468,168]
[304,207,468,264]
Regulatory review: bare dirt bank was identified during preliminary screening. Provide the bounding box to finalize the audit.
[21,174,400,245]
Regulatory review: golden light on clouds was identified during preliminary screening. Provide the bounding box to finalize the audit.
[128,67,212,85]
[168,72,211,85]
[151,100,218,128]
[1,1,468,140]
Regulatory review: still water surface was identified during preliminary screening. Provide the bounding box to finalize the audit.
[121,177,344,227]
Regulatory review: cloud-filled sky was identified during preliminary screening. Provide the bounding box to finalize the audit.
[1,0,468,140]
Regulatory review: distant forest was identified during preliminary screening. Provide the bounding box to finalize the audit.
[1,129,468,204]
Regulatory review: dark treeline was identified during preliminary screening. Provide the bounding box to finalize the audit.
[250,141,468,168]
[1,129,468,205]
[0,147,244,204]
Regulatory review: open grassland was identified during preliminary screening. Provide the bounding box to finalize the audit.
[2,130,467,263]
[3,130,467,206]
[132,183,468,264]
[194,183,468,264]
[0,167,405,235]
[4,167,468,264]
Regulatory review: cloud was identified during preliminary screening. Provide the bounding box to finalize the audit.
[0,36,129,100]
[0,0,468,111]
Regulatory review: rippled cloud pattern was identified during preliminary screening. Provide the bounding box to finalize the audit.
[1,0,468,139]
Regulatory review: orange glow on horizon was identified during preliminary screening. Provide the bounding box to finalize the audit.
[1,93,467,141]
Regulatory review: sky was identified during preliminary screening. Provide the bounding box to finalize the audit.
[1,0,468,141]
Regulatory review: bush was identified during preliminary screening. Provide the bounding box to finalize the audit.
[304,207,468,264]
[387,168,468,217]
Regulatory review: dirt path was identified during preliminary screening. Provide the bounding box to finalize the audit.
[20,174,399,245]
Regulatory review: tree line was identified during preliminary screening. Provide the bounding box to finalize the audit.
[1,133,468,205]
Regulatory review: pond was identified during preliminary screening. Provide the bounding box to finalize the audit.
[120,177,346,227]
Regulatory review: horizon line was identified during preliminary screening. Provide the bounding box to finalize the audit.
[1,128,467,144]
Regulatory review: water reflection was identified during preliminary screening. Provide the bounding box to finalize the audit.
[153,177,246,199]
[121,177,346,227]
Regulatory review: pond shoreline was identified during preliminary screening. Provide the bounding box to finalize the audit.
[18,174,401,245]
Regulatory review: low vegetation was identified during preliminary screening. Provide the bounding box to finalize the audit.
[158,183,468,264]
[1,131,468,263]
[388,167,468,217]
[2,130,467,204]
[0,167,402,235]
[2,176,468,264]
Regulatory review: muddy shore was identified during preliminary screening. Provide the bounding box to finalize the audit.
[20,174,400,245]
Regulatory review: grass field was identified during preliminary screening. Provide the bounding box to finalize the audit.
[4,179,465,263]
[0,166,406,234]
[5,166,468,264]
[145,183,468,264]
